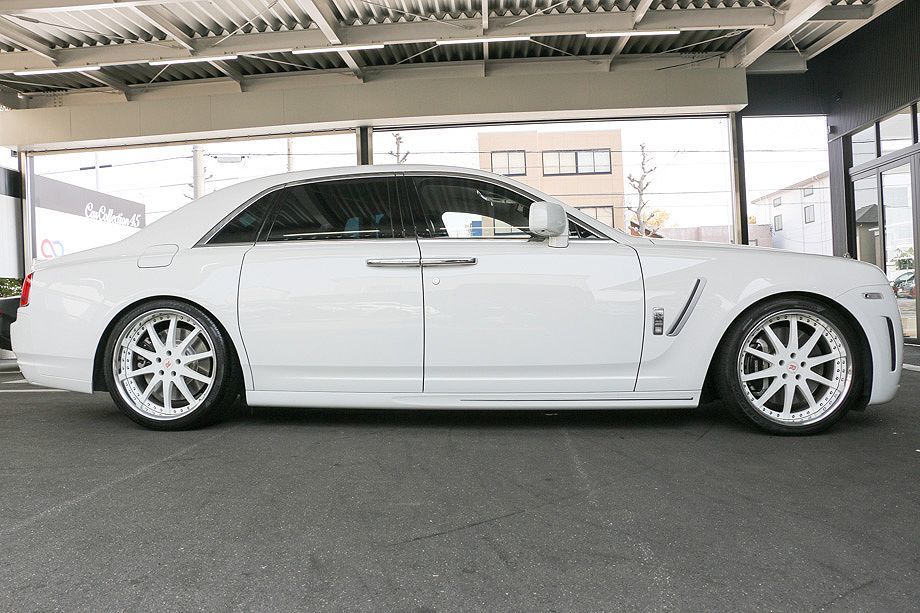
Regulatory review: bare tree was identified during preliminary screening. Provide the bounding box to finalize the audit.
[387,132,410,164]
[626,143,661,236]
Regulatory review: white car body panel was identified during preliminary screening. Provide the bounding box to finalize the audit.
[417,238,644,393]
[11,164,902,412]
[239,239,424,392]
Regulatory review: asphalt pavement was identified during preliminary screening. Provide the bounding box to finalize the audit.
[0,356,918,612]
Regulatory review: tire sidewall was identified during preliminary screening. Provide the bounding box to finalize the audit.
[103,299,236,430]
[719,297,864,435]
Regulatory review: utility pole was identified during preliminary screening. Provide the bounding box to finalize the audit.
[192,145,205,199]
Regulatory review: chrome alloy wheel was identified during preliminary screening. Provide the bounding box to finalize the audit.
[736,310,852,426]
[112,309,216,420]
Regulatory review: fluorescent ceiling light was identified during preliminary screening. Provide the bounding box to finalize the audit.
[13,66,100,76]
[585,30,680,38]
[436,36,531,45]
[148,55,238,66]
[293,44,385,54]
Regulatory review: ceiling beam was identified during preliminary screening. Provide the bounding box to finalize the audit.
[209,59,244,91]
[0,7,797,75]
[810,4,874,21]
[0,0,195,14]
[805,0,904,59]
[608,0,653,68]
[80,69,130,100]
[0,16,56,60]
[299,0,363,80]
[727,0,832,69]
[132,5,195,51]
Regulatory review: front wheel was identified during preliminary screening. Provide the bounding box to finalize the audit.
[717,298,866,435]
[103,300,238,430]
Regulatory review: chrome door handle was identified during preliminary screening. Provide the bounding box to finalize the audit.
[366,258,421,267]
[420,257,478,266]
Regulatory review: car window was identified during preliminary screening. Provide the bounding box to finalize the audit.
[208,191,277,244]
[409,176,534,239]
[265,177,401,242]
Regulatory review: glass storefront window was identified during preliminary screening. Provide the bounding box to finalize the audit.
[879,107,915,155]
[28,132,356,260]
[373,118,735,242]
[851,125,877,166]
[743,116,831,254]
[853,176,883,269]
[881,164,916,338]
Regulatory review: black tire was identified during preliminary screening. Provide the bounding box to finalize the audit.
[716,296,867,435]
[103,299,239,430]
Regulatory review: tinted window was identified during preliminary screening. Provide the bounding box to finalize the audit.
[410,176,534,239]
[265,177,400,242]
[209,192,276,244]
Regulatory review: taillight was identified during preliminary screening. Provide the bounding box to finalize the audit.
[20,273,33,307]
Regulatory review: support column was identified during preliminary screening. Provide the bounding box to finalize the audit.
[728,112,749,245]
[827,136,853,257]
[356,126,373,165]
[19,153,33,274]
[192,145,205,199]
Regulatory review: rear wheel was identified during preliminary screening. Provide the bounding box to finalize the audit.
[103,300,238,430]
[717,298,866,435]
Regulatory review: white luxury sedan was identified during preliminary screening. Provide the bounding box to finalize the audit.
[12,165,902,434]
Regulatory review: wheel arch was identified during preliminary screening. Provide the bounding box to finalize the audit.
[92,295,245,393]
[700,290,873,406]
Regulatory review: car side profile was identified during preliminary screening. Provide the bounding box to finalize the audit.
[12,165,903,434]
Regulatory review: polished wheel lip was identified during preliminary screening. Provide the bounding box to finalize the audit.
[112,308,216,421]
[736,309,852,426]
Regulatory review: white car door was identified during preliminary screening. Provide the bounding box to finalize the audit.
[238,175,423,393]
[406,174,645,394]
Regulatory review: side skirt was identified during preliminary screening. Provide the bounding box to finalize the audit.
[244,390,701,410]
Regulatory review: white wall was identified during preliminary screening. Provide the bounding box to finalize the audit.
[0,194,22,278]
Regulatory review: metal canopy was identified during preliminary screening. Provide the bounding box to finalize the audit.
[0,0,898,98]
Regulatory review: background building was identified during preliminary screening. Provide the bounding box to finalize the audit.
[750,172,832,255]
[478,130,626,230]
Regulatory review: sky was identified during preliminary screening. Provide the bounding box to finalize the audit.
[28,115,831,250]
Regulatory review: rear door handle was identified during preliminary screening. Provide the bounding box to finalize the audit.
[366,258,420,267]
[420,257,478,266]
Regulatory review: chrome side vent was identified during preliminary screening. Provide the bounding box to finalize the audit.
[667,278,706,337]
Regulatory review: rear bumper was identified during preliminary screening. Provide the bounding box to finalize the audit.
[11,306,94,393]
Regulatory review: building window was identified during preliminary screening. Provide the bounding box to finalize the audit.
[804,204,815,224]
[774,214,783,232]
[851,125,878,166]
[542,149,612,176]
[490,150,526,176]
[802,185,814,198]
[879,106,914,155]
[772,197,782,207]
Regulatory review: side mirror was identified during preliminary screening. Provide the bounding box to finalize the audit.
[529,201,569,248]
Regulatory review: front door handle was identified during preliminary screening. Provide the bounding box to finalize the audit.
[420,257,478,267]
[366,258,421,267]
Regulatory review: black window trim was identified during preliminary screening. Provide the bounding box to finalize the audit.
[399,170,607,241]
[196,172,409,247]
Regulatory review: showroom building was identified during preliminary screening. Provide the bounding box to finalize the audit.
[0,0,918,344]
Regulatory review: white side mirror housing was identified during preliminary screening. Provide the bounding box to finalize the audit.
[529,201,569,248]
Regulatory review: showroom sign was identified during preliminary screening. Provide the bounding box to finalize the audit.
[31,175,146,229]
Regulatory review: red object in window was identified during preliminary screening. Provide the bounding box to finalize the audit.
[20,273,33,307]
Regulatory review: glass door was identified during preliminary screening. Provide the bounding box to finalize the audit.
[851,155,919,340]
[882,163,916,338]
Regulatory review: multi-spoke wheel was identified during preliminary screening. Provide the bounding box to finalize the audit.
[103,300,238,430]
[718,298,865,435]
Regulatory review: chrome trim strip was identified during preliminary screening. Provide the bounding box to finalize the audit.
[421,257,478,266]
[667,278,706,337]
[366,258,421,267]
